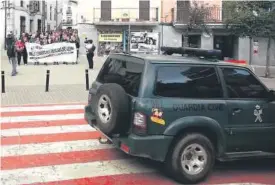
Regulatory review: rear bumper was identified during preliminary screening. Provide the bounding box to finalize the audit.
[84,105,173,162]
[113,134,173,162]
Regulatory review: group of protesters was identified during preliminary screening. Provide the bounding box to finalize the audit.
[6,29,80,76]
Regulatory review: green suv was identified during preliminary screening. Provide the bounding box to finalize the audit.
[84,47,275,184]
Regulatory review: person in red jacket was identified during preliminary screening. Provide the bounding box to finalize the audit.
[15,37,28,65]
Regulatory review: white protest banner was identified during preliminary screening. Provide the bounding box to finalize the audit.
[26,42,77,64]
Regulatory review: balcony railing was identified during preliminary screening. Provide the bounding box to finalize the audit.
[69,0,78,4]
[62,19,73,25]
[174,6,223,24]
[93,8,159,23]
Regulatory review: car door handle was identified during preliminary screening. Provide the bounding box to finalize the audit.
[232,108,242,115]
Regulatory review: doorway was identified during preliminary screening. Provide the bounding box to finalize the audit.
[213,35,235,60]
[182,35,201,48]
[37,19,41,32]
[30,20,33,33]
[20,16,26,34]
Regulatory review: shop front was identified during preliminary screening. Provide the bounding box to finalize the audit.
[95,25,160,56]
[98,33,123,56]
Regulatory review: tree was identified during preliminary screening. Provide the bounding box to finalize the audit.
[183,0,212,47]
[224,1,275,78]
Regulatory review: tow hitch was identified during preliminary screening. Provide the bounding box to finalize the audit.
[91,121,113,144]
[98,137,112,144]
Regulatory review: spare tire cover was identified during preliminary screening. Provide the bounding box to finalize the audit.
[94,83,130,135]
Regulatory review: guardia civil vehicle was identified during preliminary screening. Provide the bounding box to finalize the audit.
[84,47,275,184]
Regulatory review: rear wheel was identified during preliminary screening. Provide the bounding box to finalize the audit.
[165,133,215,184]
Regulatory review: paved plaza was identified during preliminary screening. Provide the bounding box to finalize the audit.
[1,53,275,106]
[1,54,106,105]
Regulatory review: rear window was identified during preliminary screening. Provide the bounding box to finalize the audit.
[97,57,144,97]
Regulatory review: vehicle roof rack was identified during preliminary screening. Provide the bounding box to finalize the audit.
[161,47,222,59]
[122,51,132,55]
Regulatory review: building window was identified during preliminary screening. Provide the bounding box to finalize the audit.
[54,8,57,21]
[176,0,190,23]
[45,3,47,19]
[188,35,201,48]
[139,0,150,21]
[20,0,24,7]
[32,1,40,12]
[38,1,40,12]
[100,0,111,21]
[50,6,52,20]
[154,66,223,98]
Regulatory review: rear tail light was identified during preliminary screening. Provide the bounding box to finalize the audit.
[133,112,147,133]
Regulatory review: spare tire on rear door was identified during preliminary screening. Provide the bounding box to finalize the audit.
[94,83,130,135]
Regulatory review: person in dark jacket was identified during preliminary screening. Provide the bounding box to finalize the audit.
[6,32,18,76]
[75,36,80,61]
[70,36,80,63]
[84,38,96,69]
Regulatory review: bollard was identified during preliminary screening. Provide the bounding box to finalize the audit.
[1,71,5,93]
[85,69,89,91]
[45,70,50,92]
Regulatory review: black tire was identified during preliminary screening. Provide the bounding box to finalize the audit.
[165,133,215,184]
[94,83,130,135]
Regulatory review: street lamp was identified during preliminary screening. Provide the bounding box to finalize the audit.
[2,1,7,49]
[2,0,12,50]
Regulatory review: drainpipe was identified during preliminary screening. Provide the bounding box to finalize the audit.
[123,29,126,52]
[55,0,58,29]
[4,1,7,49]
[128,24,131,53]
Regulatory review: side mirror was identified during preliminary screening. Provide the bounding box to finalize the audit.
[267,90,275,102]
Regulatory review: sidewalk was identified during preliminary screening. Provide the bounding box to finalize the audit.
[1,85,88,105]
[1,54,275,106]
[1,55,105,86]
[1,55,106,106]
[252,65,275,78]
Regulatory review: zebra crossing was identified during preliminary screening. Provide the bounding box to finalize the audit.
[1,103,274,185]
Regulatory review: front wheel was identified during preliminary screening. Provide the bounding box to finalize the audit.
[165,133,215,184]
